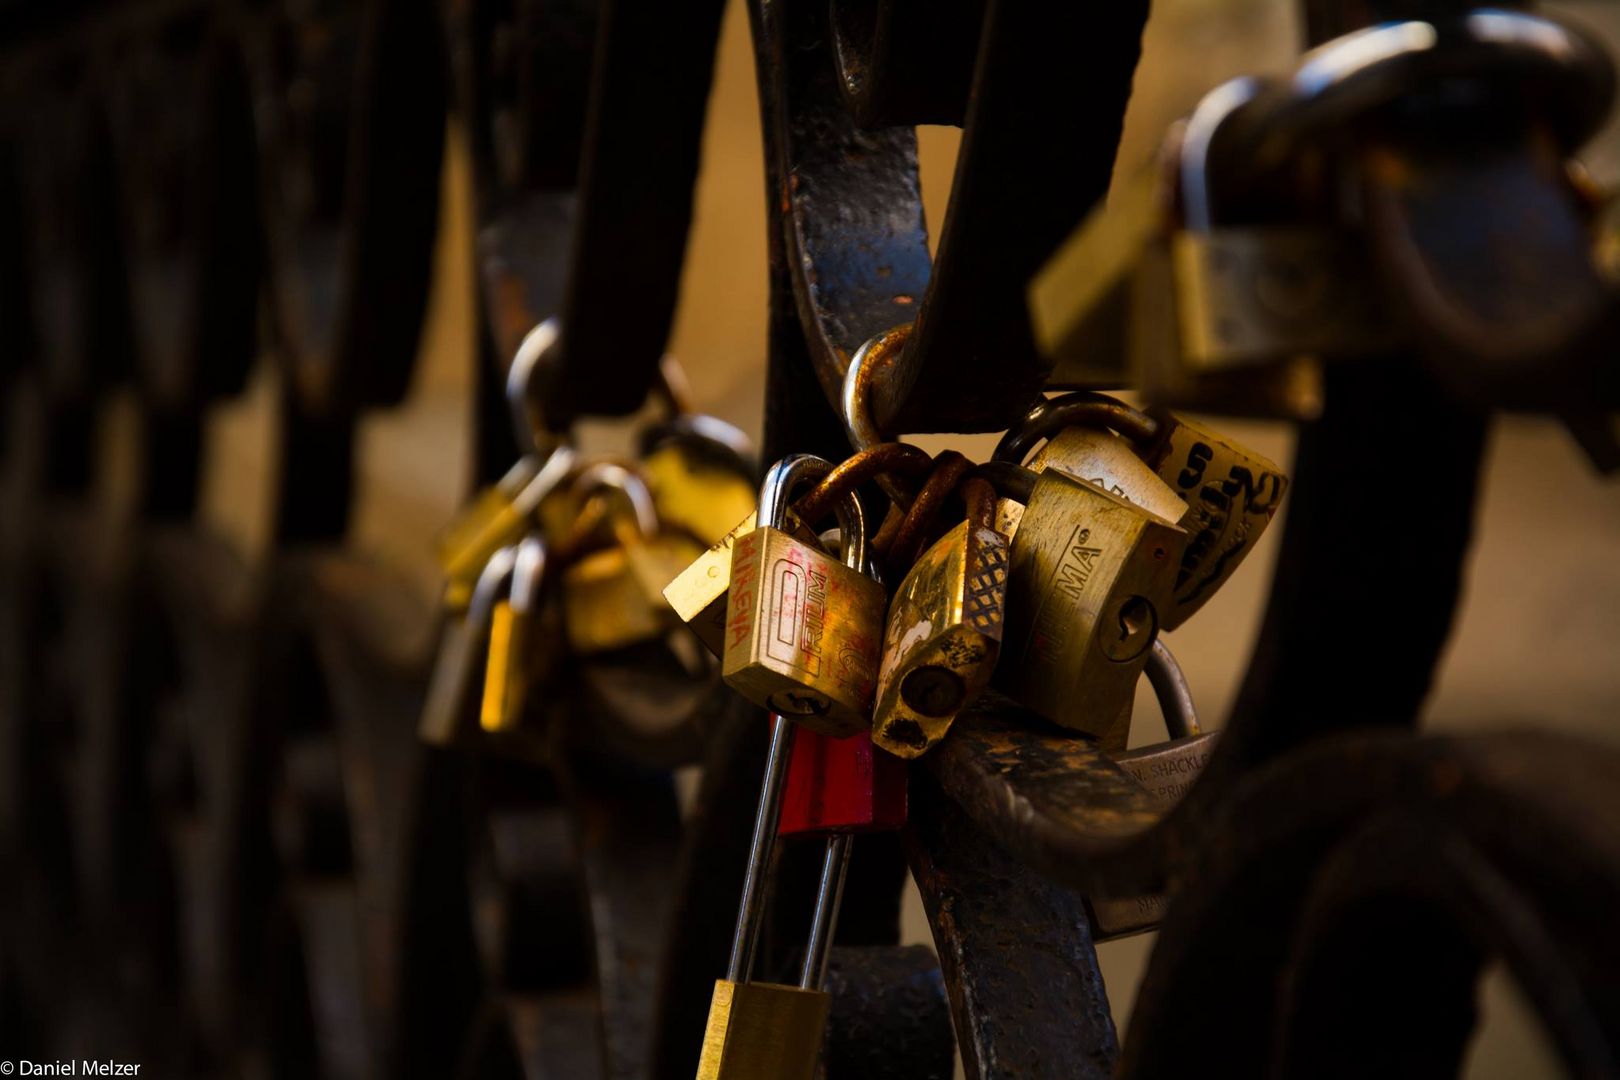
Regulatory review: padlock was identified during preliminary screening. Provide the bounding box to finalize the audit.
[640,412,758,547]
[1136,409,1287,628]
[699,717,851,1080]
[1087,640,1216,939]
[992,465,1188,738]
[437,446,576,612]
[480,534,547,733]
[721,455,887,738]
[995,393,1284,629]
[421,546,517,745]
[663,509,761,658]
[561,463,703,655]
[870,478,1009,758]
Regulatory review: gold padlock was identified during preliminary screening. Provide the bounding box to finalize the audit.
[699,713,852,1080]
[871,478,1008,758]
[994,466,1188,738]
[480,534,548,733]
[996,393,1284,630]
[436,446,576,612]
[664,510,761,658]
[1137,410,1287,628]
[421,546,517,746]
[640,411,759,547]
[721,455,886,738]
[561,463,702,654]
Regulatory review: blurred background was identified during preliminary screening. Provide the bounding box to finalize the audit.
[40,0,1620,1072]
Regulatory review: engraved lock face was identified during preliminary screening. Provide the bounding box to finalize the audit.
[997,426,1188,543]
[1140,413,1287,630]
[721,526,887,737]
[996,470,1187,738]
[871,520,1009,758]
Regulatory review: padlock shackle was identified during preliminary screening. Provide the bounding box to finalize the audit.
[964,461,1035,506]
[507,318,569,453]
[1144,638,1201,740]
[798,835,852,990]
[727,713,797,982]
[1178,75,1262,233]
[993,391,1161,467]
[571,461,661,538]
[841,326,915,507]
[759,454,868,573]
[468,545,519,625]
[509,535,547,614]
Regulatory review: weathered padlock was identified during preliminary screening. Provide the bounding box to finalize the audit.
[871,477,1009,758]
[480,534,547,734]
[995,393,1284,629]
[1088,640,1217,939]
[992,464,1188,738]
[699,718,851,1080]
[437,446,575,612]
[641,414,758,548]
[664,509,762,658]
[721,455,886,738]
[421,546,517,745]
[1136,408,1287,627]
[561,463,702,654]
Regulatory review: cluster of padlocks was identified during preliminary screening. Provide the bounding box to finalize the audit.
[423,303,1288,1075]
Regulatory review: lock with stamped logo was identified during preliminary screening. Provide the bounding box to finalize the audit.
[990,463,1188,738]
[721,455,887,738]
[871,476,1009,758]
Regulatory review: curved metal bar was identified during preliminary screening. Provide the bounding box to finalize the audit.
[755,0,1153,434]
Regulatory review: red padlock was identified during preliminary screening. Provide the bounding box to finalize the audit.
[777,723,907,836]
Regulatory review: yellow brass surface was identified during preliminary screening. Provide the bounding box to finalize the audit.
[721,526,886,737]
[1143,415,1287,630]
[643,444,758,547]
[1031,171,1161,388]
[479,599,522,732]
[996,470,1187,737]
[436,460,542,609]
[696,980,828,1080]
[563,533,700,654]
[663,510,759,656]
[872,521,1008,758]
[1172,228,1395,370]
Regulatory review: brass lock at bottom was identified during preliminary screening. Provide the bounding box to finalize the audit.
[697,980,830,1080]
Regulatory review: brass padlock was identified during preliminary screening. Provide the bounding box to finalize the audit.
[561,463,703,655]
[420,546,517,746]
[993,465,1188,738]
[699,717,851,1080]
[996,393,1284,630]
[664,509,761,658]
[1137,409,1287,628]
[640,411,758,547]
[871,478,1008,758]
[437,446,576,612]
[722,455,886,738]
[480,534,548,734]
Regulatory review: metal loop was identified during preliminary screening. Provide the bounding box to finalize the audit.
[842,324,912,451]
[793,442,932,526]
[507,317,567,453]
[1179,76,1264,233]
[993,391,1160,466]
[509,535,548,615]
[468,545,520,626]
[758,454,868,573]
[885,451,970,573]
[570,460,660,538]
[1144,638,1201,740]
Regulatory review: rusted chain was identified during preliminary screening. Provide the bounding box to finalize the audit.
[793,442,932,526]
[886,451,971,573]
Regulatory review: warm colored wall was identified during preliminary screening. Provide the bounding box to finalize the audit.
[197,0,1620,1072]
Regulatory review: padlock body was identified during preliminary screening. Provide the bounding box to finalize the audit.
[997,470,1186,737]
[564,533,699,654]
[437,458,542,611]
[1087,733,1217,939]
[1141,413,1287,629]
[998,427,1187,543]
[872,520,1008,758]
[721,526,886,738]
[480,599,524,733]
[643,442,757,547]
[664,510,758,657]
[697,979,829,1080]
[778,727,906,836]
